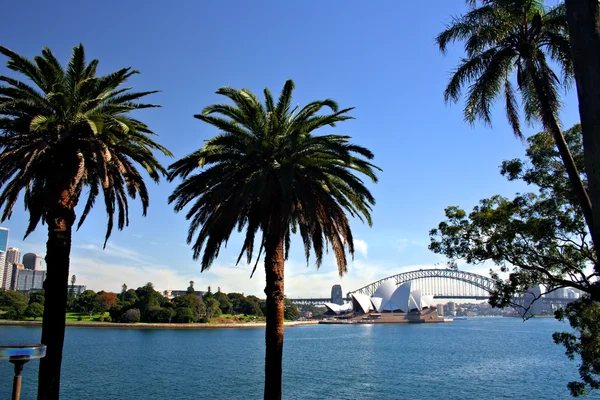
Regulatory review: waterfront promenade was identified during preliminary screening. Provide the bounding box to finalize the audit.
[0,320,318,329]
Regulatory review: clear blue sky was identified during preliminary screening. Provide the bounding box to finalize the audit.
[0,1,581,297]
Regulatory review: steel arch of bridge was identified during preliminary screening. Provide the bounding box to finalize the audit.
[346,269,496,297]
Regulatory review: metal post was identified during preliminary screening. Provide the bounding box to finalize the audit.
[10,359,28,400]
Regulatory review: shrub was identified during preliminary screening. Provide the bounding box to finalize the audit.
[120,308,141,323]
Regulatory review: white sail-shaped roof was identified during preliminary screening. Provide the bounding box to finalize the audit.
[340,302,353,313]
[370,297,383,312]
[324,303,342,314]
[388,281,412,312]
[373,280,397,302]
[408,289,422,311]
[351,293,373,313]
[422,295,435,308]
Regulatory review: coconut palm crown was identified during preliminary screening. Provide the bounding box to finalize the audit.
[0,44,171,399]
[169,80,378,273]
[436,0,595,244]
[168,80,379,399]
[437,0,571,137]
[0,44,171,241]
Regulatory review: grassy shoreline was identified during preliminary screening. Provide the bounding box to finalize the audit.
[0,320,318,329]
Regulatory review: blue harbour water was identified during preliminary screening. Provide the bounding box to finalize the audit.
[0,318,597,399]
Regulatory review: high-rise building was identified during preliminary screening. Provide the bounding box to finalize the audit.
[14,269,46,291]
[0,227,8,252]
[10,264,24,290]
[331,284,343,305]
[2,247,20,290]
[23,253,44,271]
[0,250,5,290]
[437,303,445,316]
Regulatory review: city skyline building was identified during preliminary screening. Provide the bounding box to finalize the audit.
[0,250,5,291]
[2,247,20,290]
[10,264,24,290]
[331,284,343,305]
[23,253,44,271]
[14,269,46,292]
[0,227,8,252]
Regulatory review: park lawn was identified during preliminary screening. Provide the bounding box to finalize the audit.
[209,314,266,324]
[66,311,109,322]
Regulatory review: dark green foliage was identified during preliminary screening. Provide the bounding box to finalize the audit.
[204,297,221,319]
[74,290,102,315]
[120,308,140,323]
[28,290,45,305]
[173,294,206,322]
[0,290,28,320]
[175,307,194,323]
[283,298,299,321]
[214,290,232,314]
[25,302,44,320]
[554,298,600,396]
[168,79,379,274]
[0,44,172,242]
[430,124,600,395]
[436,0,571,138]
[227,292,264,316]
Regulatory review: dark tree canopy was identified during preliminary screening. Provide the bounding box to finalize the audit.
[430,124,600,396]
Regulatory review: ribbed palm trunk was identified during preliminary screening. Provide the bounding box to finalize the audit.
[527,62,595,246]
[37,204,76,399]
[565,0,600,279]
[263,235,285,400]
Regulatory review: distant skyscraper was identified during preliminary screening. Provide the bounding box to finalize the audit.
[23,253,44,271]
[0,227,8,252]
[2,247,20,290]
[10,264,24,290]
[0,251,5,290]
[14,269,46,291]
[331,284,343,305]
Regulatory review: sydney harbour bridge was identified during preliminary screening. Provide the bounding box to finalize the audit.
[288,268,573,308]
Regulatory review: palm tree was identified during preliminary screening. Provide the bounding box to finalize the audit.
[168,80,379,400]
[436,0,595,244]
[564,0,600,255]
[0,45,171,399]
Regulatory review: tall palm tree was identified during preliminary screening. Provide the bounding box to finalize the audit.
[168,80,379,400]
[0,45,171,399]
[436,0,595,244]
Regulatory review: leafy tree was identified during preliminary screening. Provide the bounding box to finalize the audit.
[436,1,595,247]
[564,1,600,255]
[120,283,127,303]
[214,290,232,315]
[74,290,101,316]
[25,302,44,320]
[0,290,28,320]
[156,307,176,323]
[124,288,138,304]
[135,283,167,321]
[168,80,378,399]
[0,44,171,398]
[120,308,141,323]
[96,292,117,311]
[173,294,206,321]
[429,124,600,396]
[187,281,195,294]
[67,275,76,309]
[204,297,221,319]
[175,307,194,323]
[29,290,45,305]
[283,298,299,321]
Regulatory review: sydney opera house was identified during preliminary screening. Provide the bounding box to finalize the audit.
[323,280,444,323]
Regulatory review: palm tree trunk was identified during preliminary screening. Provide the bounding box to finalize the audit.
[527,62,596,247]
[263,235,285,400]
[565,0,600,273]
[37,205,75,400]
